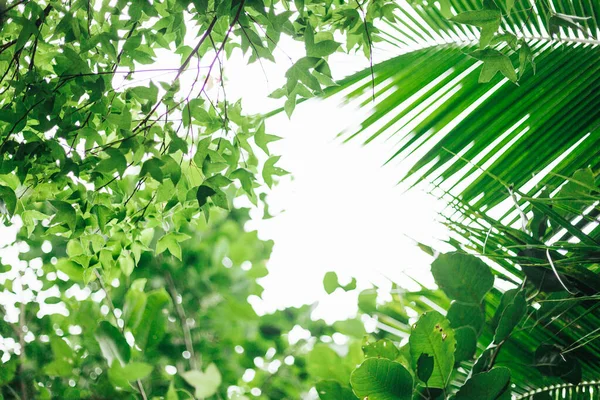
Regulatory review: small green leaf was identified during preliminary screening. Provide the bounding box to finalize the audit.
[323,271,339,294]
[451,10,502,48]
[350,358,413,400]
[254,124,281,155]
[469,48,518,83]
[181,363,222,399]
[263,156,289,188]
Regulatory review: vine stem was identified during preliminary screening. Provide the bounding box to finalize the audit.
[93,270,148,400]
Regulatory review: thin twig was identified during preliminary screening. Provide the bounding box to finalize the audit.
[165,272,197,370]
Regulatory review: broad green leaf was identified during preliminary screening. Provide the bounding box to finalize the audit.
[535,344,582,384]
[307,344,353,383]
[140,157,164,182]
[181,363,222,399]
[430,252,494,304]
[316,380,358,400]
[409,311,455,388]
[447,302,484,334]
[454,367,511,399]
[133,289,171,350]
[454,326,477,362]
[121,362,153,381]
[350,358,413,400]
[94,321,130,367]
[493,289,526,343]
[123,285,147,330]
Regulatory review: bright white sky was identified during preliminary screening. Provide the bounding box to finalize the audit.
[218,37,450,321]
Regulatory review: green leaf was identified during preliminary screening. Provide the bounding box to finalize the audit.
[307,344,353,383]
[254,123,281,155]
[358,290,378,313]
[123,285,147,330]
[96,148,127,177]
[323,271,339,294]
[230,168,255,195]
[430,252,494,304]
[454,326,477,362]
[548,13,590,38]
[157,233,183,260]
[94,321,131,367]
[519,40,535,79]
[362,338,400,360]
[305,25,341,57]
[140,157,164,182]
[166,382,179,400]
[181,363,222,399]
[0,185,16,217]
[121,362,153,381]
[409,311,455,388]
[316,380,358,400]
[55,259,84,282]
[350,358,413,400]
[263,156,289,188]
[50,200,77,231]
[416,353,434,384]
[535,344,582,384]
[454,367,511,399]
[450,10,502,48]
[447,302,485,334]
[196,185,216,208]
[133,289,171,350]
[493,289,526,343]
[119,251,135,276]
[469,48,518,83]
